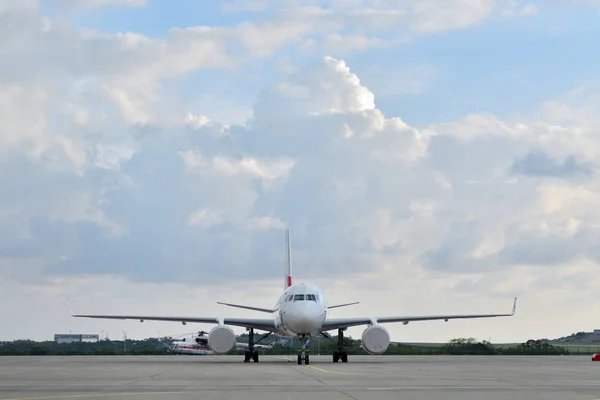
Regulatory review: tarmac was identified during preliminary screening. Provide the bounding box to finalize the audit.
[1,355,600,400]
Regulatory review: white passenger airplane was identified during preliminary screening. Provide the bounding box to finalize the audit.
[70,229,517,365]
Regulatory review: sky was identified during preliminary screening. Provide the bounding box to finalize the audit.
[1,0,600,344]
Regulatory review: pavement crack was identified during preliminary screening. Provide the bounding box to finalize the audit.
[149,371,168,378]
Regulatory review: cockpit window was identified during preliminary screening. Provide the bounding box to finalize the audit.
[306,294,317,301]
[293,294,304,301]
[286,295,293,302]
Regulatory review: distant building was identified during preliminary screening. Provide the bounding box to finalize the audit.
[54,334,99,344]
[594,329,600,335]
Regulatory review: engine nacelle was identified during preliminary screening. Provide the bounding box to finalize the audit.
[361,325,390,355]
[207,326,236,354]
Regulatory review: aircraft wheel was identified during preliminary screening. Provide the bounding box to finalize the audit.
[305,354,310,365]
[243,351,250,363]
[341,352,348,363]
[297,354,302,365]
[253,351,259,363]
[333,351,339,363]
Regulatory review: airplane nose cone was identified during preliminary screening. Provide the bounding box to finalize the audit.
[291,316,320,334]
[287,306,324,334]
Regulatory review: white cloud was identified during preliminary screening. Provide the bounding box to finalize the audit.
[222,0,538,34]
[501,0,539,17]
[212,156,295,180]
[2,2,600,344]
[220,0,600,16]
[299,34,400,54]
[5,54,600,287]
[409,0,495,33]
[242,215,286,231]
[187,208,225,228]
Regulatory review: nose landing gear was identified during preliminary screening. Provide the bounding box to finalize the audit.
[297,334,310,365]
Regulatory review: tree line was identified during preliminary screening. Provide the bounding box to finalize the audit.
[0,336,571,356]
[0,338,168,356]
[438,338,570,355]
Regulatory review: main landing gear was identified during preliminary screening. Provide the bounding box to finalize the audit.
[297,334,310,365]
[243,328,272,363]
[244,350,259,363]
[332,328,348,363]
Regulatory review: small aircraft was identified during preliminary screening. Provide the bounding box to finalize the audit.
[70,229,517,365]
[167,331,273,355]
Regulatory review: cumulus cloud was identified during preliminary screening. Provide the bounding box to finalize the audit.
[4,51,600,295]
[3,0,600,343]
[1,56,425,285]
[222,0,538,34]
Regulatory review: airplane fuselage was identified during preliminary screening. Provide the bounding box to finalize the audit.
[273,282,328,338]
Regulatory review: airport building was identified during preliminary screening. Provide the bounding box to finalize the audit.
[54,334,100,344]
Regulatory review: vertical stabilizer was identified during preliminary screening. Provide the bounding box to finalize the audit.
[285,229,292,289]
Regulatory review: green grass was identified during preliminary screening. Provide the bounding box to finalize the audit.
[397,341,600,351]
[397,342,518,348]
[554,343,600,348]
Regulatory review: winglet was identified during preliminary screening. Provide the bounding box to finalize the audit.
[511,297,517,315]
[67,297,74,316]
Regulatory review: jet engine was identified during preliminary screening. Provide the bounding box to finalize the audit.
[361,325,390,355]
[207,326,236,354]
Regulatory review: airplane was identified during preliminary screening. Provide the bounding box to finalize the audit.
[167,331,274,355]
[70,229,518,365]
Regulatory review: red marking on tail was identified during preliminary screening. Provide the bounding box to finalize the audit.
[287,275,292,287]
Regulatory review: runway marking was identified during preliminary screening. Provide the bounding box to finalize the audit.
[305,365,358,375]
[0,391,195,400]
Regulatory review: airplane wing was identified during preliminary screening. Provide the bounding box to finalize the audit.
[216,302,276,314]
[70,308,275,331]
[235,342,274,350]
[320,297,517,331]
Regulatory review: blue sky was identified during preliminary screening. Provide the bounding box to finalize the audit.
[59,1,252,35]
[3,0,600,342]
[56,0,600,126]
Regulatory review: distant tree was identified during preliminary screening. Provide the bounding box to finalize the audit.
[441,338,496,355]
